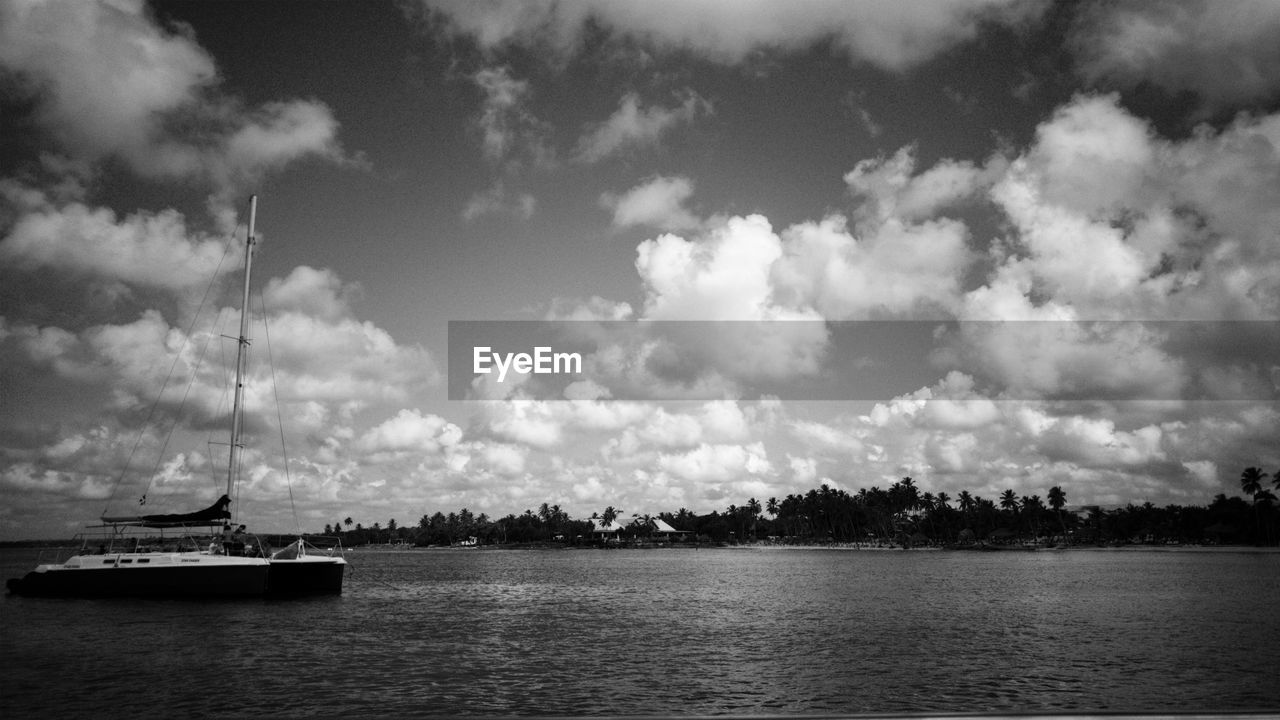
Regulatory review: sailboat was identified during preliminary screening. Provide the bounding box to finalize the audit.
[7,197,345,598]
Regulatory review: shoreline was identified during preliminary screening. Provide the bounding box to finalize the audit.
[6,539,1280,554]
[339,541,1280,554]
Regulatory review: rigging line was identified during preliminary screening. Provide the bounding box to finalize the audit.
[145,295,227,504]
[259,292,302,536]
[204,305,232,493]
[104,230,237,516]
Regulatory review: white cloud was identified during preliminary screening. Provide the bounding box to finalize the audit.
[462,180,537,221]
[630,216,830,387]
[658,441,772,483]
[480,442,526,476]
[422,0,1046,72]
[1032,415,1167,469]
[0,189,231,292]
[356,409,462,456]
[574,91,710,163]
[638,215,809,321]
[601,175,700,231]
[471,66,552,167]
[1071,0,1280,113]
[254,308,437,411]
[1181,459,1218,488]
[5,265,437,431]
[772,214,973,319]
[941,320,1189,402]
[0,0,346,192]
[544,295,634,321]
[262,266,356,323]
[0,0,215,163]
[483,401,566,448]
[788,454,818,485]
[980,94,1280,322]
[843,146,1004,222]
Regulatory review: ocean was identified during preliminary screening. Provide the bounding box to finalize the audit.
[2,546,1277,717]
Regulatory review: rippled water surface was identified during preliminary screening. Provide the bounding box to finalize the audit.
[3,547,1278,717]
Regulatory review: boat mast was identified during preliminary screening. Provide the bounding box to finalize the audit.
[227,195,257,519]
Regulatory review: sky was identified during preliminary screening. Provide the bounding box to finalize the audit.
[1,0,1279,539]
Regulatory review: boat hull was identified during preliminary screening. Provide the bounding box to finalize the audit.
[267,557,346,596]
[6,554,269,598]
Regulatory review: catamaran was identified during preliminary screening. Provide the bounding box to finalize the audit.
[7,197,345,598]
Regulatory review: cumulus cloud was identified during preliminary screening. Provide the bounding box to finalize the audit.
[0,0,215,162]
[601,175,700,231]
[773,214,973,320]
[627,216,830,390]
[637,215,820,322]
[574,91,710,163]
[843,146,1005,223]
[262,266,358,323]
[0,0,347,194]
[658,441,772,483]
[0,189,231,293]
[938,321,1190,402]
[573,148,1007,397]
[4,264,437,432]
[1071,0,1280,114]
[245,304,437,413]
[421,0,1046,72]
[355,409,462,457]
[980,93,1280,322]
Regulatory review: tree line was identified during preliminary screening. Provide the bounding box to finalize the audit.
[321,466,1280,548]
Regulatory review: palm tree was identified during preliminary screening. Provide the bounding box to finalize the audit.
[1255,489,1278,545]
[675,508,696,531]
[630,513,656,539]
[1047,485,1068,543]
[933,492,951,540]
[999,489,1019,513]
[1241,467,1265,497]
[746,497,762,540]
[601,506,619,527]
[1241,467,1270,543]
[957,490,975,532]
[999,489,1020,536]
[1022,495,1044,540]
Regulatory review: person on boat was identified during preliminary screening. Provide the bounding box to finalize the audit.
[221,524,249,555]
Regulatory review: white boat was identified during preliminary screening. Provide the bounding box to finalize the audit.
[7,197,345,598]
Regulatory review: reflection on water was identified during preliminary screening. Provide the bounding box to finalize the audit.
[2,547,1278,716]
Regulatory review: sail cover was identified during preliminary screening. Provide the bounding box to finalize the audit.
[102,494,231,528]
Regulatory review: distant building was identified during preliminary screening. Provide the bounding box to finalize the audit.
[591,518,627,540]
[589,516,691,542]
[651,517,690,541]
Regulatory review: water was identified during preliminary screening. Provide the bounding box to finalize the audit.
[2,546,1278,717]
